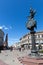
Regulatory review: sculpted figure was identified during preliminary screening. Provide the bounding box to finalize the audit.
[29,8,36,19]
[26,8,37,30]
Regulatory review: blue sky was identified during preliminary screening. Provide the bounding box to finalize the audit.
[0,0,43,46]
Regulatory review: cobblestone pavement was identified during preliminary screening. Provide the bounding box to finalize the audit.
[0,50,31,65]
[0,60,8,65]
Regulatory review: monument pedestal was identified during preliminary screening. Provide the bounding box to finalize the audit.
[18,56,43,65]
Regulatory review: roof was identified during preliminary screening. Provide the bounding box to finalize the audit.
[20,30,43,40]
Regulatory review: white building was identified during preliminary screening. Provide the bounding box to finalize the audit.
[19,31,43,49]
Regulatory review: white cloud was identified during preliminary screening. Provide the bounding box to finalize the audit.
[4,27,9,30]
[0,26,3,29]
[0,25,12,30]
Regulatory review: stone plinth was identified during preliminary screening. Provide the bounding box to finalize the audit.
[18,56,43,65]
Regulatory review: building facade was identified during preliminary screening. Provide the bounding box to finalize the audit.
[0,29,4,50]
[19,31,43,49]
[0,29,8,50]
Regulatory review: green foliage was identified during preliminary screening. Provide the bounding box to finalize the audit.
[39,50,43,53]
[38,44,42,49]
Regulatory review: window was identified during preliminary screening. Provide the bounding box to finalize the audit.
[36,35,38,38]
[42,34,43,38]
[29,36,31,39]
[38,35,40,38]
[40,35,42,38]
[35,35,37,38]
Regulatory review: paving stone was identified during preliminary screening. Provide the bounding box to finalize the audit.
[0,60,8,65]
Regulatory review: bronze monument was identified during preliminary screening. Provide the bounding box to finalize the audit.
[26,8,39,57]
[20,8,43,65]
